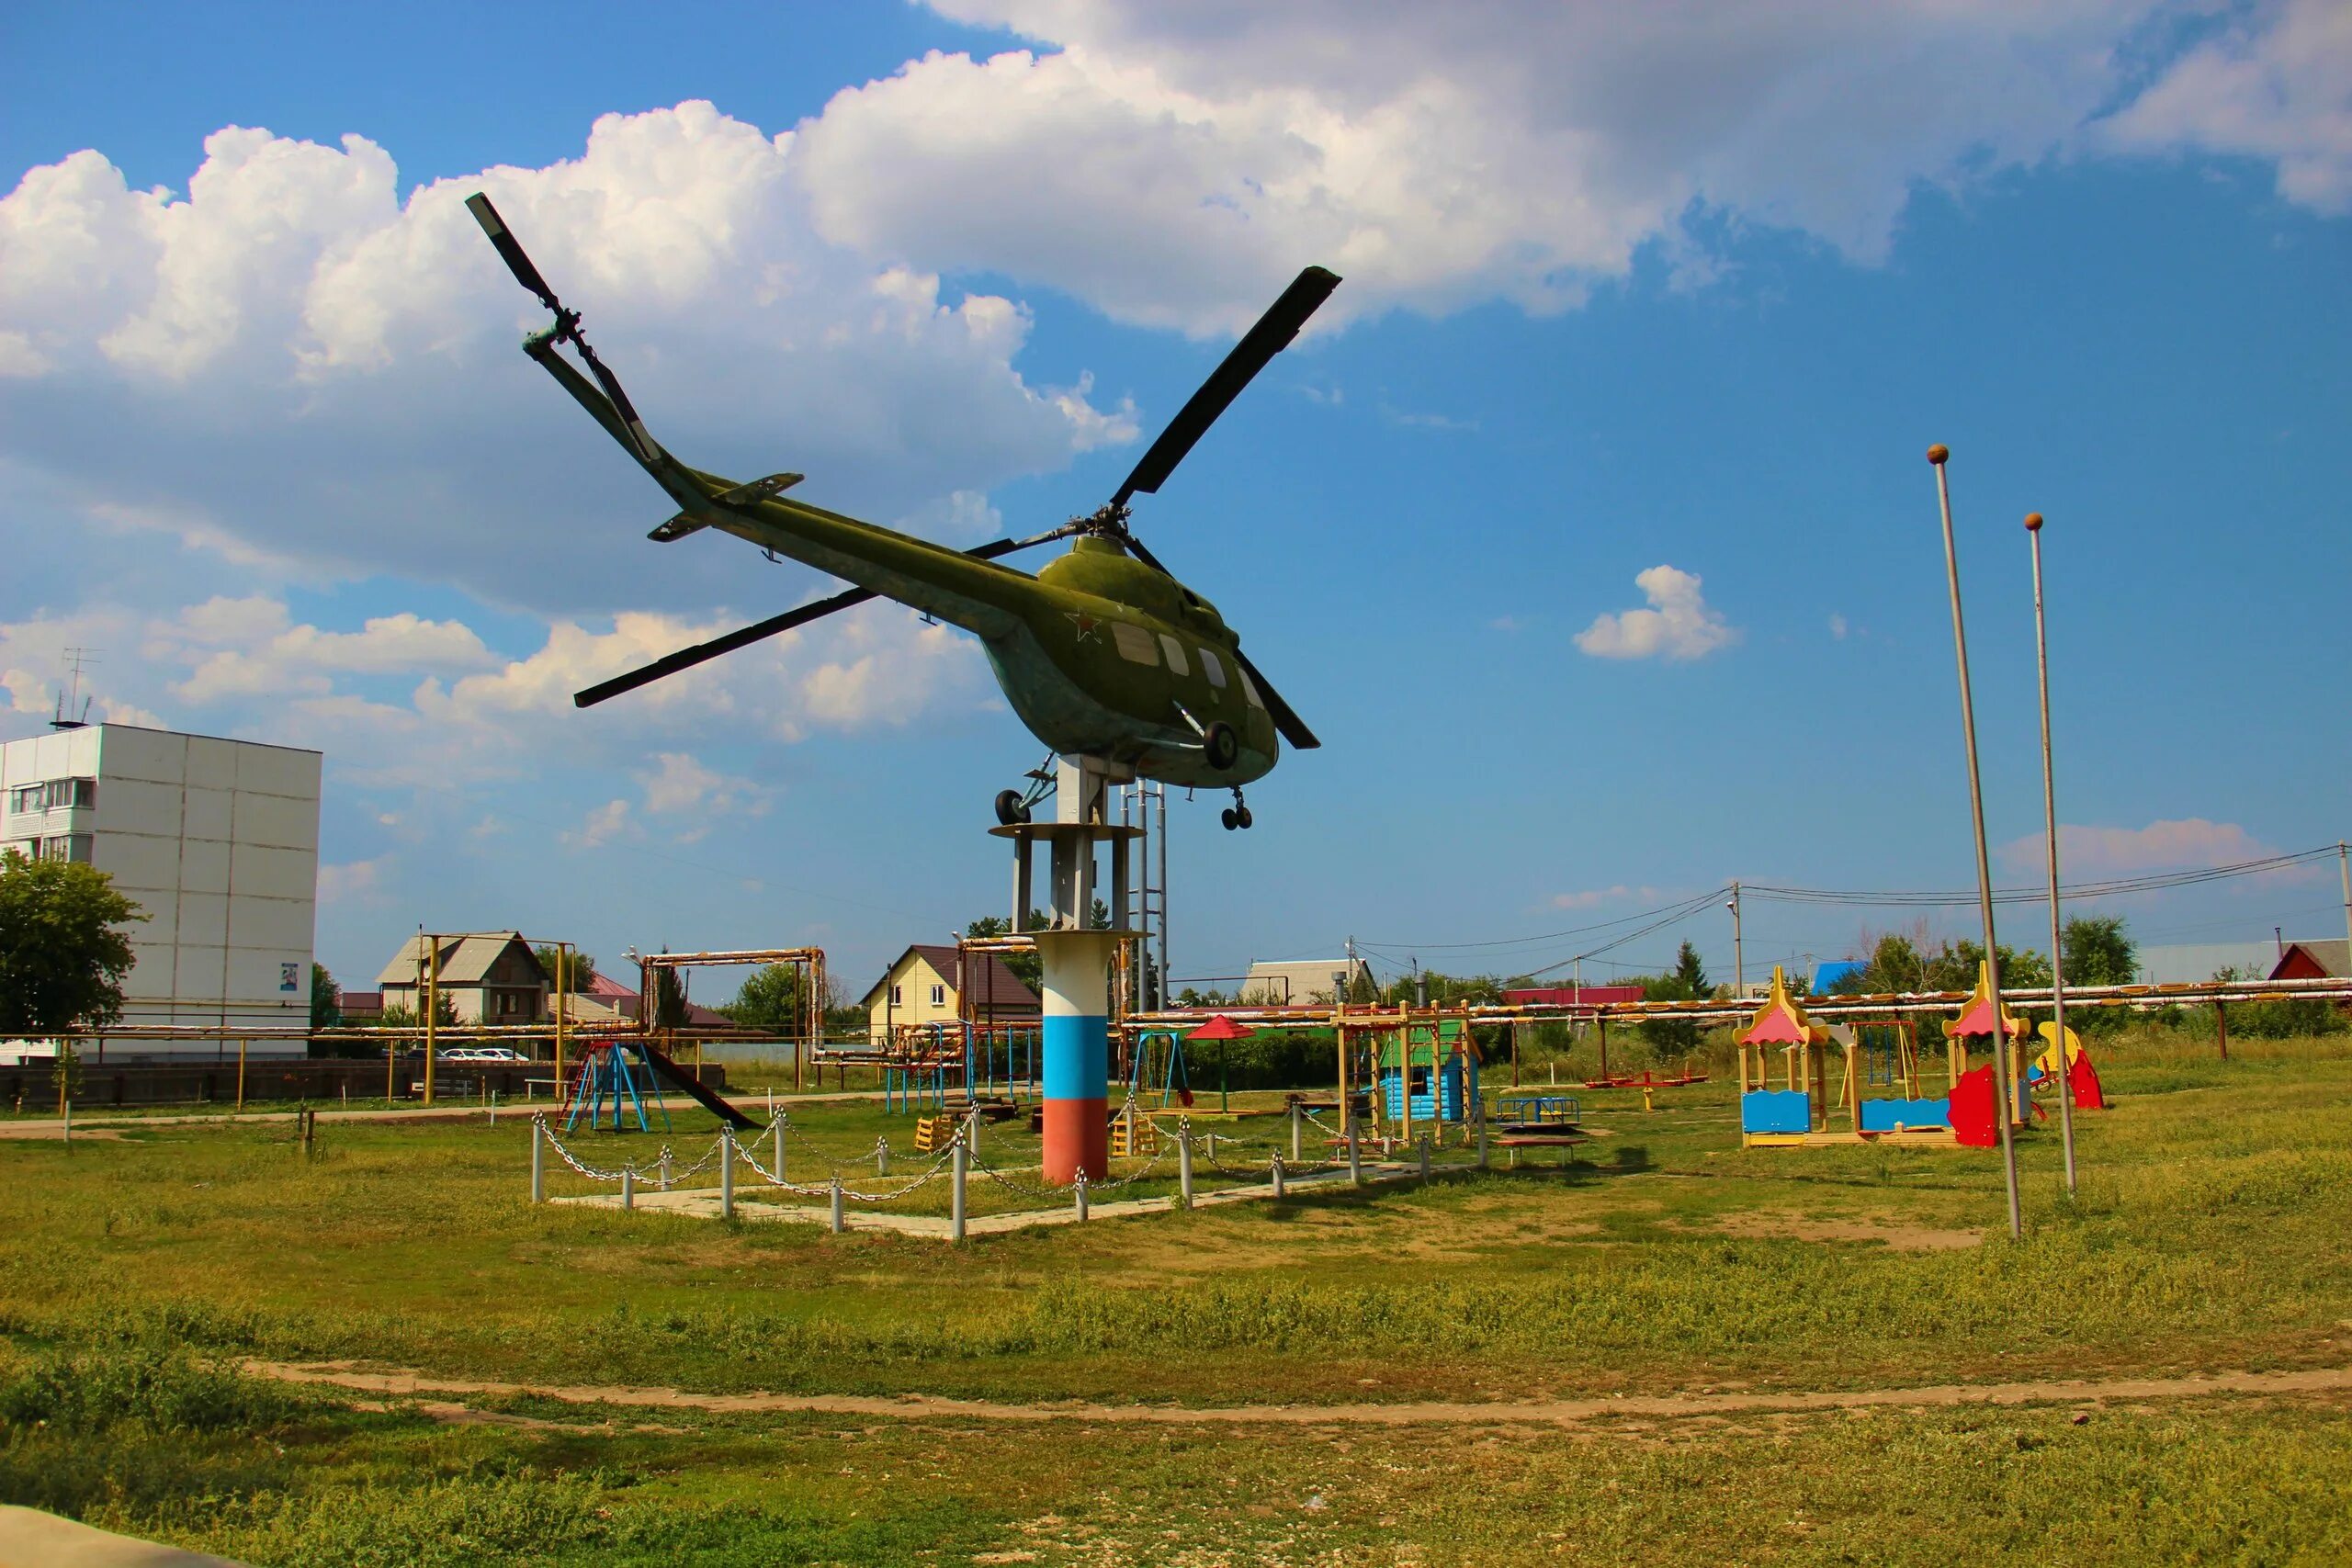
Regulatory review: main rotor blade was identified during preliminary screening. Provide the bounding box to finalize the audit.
[1111,265,1341,509]
[573,528,1069,708]
[465,193,560,312]
[1233,647,1320,750]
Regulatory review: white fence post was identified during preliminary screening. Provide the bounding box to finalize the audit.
[1075,1172,1089,1223]
[530,1119,545,1203]
[830,1175,845,1234]
[621,1166,635,1211]
[1348,1127,1363,1186]
[719,1133,735,1220]
[1178,1122,1194,1210]
[1271,1153,1286,1200]
[950,1134,968,1243]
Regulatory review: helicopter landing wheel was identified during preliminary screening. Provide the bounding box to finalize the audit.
[1220,807,1238,831]
[994,788,1032,827]
[1237,805,1253,829]
[1204,721,1239,772]
[1224,789,1252,831]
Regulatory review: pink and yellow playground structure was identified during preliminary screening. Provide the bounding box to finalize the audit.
[1736,964,2103,1150]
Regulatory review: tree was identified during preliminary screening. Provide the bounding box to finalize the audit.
[1669,940,1710,999]
[0,850,145,1034]
[722,963,811,1037]
[534,945,598,991]
[311,963,343,1029]
[377,991,458,1030]
[2061,916,2135,987]
[650,965,689,1030]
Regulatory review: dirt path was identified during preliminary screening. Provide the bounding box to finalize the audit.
[244,1359,2352,1428]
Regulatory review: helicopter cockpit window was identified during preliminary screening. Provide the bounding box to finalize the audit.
[1111,622,1159,665]
[1158,635,1190,676]
[1198,648,1227,688]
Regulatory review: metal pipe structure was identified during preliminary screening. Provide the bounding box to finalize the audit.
[1929,443,2022,1240]
[2028,513,2079,1193]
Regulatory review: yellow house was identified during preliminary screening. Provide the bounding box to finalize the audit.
[860,944,1040,1044]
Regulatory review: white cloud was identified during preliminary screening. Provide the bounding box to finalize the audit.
[318,856,390,903]
[2103,0,2352,215]
[1997,818,2295,879]
[0,103,1133,615]
[1828,613,1849,640]
[640,751,772,841]
[782,2,2344,334]
[564,798,633,850]
[160,598,497,702]
[1574,564,1738,661]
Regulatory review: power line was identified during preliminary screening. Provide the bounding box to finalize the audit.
[1742,847,2335,909]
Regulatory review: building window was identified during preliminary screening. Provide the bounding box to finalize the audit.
[930,983,946,1007]
[7,777,96,814]
[889,984,902,1006]
[38,835,92,863]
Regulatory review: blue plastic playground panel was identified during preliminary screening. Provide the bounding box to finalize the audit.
[1741,1089,1812,1134]
[1858,1096,1951,1133]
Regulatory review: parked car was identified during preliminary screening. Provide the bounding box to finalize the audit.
[442,1046,528,1064]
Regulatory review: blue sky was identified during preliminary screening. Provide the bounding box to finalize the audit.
[4,1,2347,999]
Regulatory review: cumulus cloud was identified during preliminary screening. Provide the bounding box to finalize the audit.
[782,1,2346,333]
[2103,0,2352,214]
[0,102,1133,616]
[1997,818,2297,879]
[639,751,772,841]
[158,597,498,702]
[317,856,390,903]
[564,799,633,850]
[1574,565,1737,661]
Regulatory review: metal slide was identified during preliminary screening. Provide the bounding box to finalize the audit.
[636,1041,760,1130]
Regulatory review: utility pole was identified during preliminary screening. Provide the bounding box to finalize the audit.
[1929,445,2023,1241]
[2340,842,2350,971]
[1728,881,1744,998]
[2027,513,2077,1194]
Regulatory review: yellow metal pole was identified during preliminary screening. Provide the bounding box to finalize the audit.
[423,935,440,1107]
[554,939,568,1107]
[236,1039,247,1111]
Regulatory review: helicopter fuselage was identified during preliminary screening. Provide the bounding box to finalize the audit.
[679,467,1279,789]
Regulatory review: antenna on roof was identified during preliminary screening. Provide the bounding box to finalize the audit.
[51,648,99,730]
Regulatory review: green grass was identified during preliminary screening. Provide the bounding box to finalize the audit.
[6,1033,2351,1563]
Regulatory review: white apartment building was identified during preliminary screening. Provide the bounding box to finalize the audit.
[1,724,322,1058]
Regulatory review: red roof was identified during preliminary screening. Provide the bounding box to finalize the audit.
[1504,985,1646,1007]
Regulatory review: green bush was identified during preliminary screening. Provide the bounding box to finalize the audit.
[0,1341,296,1436]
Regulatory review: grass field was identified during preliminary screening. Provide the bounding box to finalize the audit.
[4,1033,2349,1564]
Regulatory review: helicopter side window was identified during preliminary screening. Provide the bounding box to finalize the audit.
[1238,666,1265,709]
[1111,622,1159,665]
[1158,635,1190,676]
[1198,648,1227,689]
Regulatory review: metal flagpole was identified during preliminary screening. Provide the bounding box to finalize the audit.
[2027,513,2078,1194]
[1928,444,2023,1240]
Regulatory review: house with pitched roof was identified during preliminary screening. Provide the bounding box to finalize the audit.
[860,944,1040,1043]
[375,932,547,1024]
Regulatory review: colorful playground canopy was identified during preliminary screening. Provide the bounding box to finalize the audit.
[1186,1013,1255,1042]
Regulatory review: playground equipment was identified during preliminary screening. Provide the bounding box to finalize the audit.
[1374,1014,1478,1126]
[1943,961,2032,1141]
[876,1021,1043,1115]
[1737,966,1985,1148]
[1127,1026,1195,1107]
[560,1036,758,1134]
[2030,1021,2109,1111]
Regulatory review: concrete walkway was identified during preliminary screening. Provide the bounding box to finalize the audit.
[548,1158,1436,1236]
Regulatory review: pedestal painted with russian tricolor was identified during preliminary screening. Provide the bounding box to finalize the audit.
[1035,929,1122,1185]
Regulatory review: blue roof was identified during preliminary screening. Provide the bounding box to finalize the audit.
[1812,961,1868,995]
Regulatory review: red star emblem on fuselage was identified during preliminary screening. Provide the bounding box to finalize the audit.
[1066,611,1102,643]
